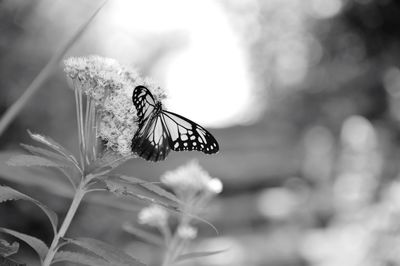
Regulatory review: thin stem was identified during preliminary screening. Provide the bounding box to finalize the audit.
[158,223,172,246]
[170,238,188,263]
[162,241,174,266]
[42,182,86,266]
[94,111,100,160]
[0,0,108,137]
[78,89,86,166]
[84,95,90,163]
[88,99,97,162]
[162,214,191,266]
[74,87,85,170]
[162,232,180,266]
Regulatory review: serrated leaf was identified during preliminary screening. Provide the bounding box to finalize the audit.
[122,223,164,246]
[0,228,48,262]
[53,251,110,266]
[7,155,71,168]
[20,144,80,187]
[27,131,79,168]
[0,239,19,257]
[65,238,146,266]
[0,186,58,234]
[175,249,228,263]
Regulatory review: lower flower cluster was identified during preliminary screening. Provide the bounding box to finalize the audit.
[137,160,223,265]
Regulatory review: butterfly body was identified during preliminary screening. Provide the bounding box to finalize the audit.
[131,86,219,161]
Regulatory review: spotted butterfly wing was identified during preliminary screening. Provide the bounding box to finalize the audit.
[131,86,219,161]
[161,111,219,154]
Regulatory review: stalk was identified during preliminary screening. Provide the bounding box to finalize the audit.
[42,182,86,266]
[44,86,92,265]
[162,214,191,266]
[74,86,86,170]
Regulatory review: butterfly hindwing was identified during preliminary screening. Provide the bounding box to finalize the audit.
[131,114,171,161]
[161,111,219,154]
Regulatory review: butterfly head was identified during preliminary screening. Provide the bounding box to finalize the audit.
[154,101,163,114]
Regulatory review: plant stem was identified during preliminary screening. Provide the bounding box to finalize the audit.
[42,183,86,266]
[162,215,191,266]
[0,0,108,137]
[162,244,174,266]
[75,87,86,170]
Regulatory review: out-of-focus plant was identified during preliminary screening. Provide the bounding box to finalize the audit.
[124,161,224,266]
[300,116,388,266]
[0,239,22,265]
[0,1,107,137]
[0,56,221,266]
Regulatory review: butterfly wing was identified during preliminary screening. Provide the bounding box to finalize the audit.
[161,110,219,154]
[131,114,171,161]
[132,86,157,128]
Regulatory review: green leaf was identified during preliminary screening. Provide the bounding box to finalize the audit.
[122,223,164,246]
[53,251,110,266]
[20,144,81,187]
[0,152,73,199]
[0,228,48,263]
[105,175,147,185]
[7,155,71,168]
[64,237,146,266]
[103,176,180,213]
[175,249,227,263]
[0,239,19,257]
[27,131,79,169]
[0,186,58,234]
[21,144,73,165]
[139,182,181,205]
[105,179,180,213]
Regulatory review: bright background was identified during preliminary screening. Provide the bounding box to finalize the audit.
[2,0,400,265]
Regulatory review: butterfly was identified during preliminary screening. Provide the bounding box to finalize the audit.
[131,85,219,161]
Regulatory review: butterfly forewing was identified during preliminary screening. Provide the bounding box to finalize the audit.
[162,111,219,154]
[132,85,156,128]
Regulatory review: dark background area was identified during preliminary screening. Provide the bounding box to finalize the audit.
[2,0,400,265]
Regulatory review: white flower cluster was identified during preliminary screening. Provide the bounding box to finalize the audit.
[177,225,198,240]
[64,55,166,155]
[138,204,169,228]
[161,160,223,199]
[138,161,222,248]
